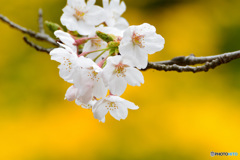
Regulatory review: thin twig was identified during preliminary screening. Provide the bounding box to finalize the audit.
[0,14,58,46]
[23,37,52,53]
[38,8,45,34]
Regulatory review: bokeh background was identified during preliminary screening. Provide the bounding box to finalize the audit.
[1,0,240,159]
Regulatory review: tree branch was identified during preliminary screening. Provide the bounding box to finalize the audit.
[144,50,240,73]
[1,10,240,73]
[0,14,58,46]
[152,50,240,66]
[23,37,52,53]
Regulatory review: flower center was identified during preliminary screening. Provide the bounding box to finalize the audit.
[74,9,85,21]
[114,63,128,77]
[105,102,118,110]
[132,32,145,48]
[91,38,102,48]
[87,67,100,82]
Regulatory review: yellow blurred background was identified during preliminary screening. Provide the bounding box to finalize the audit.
[1,0,240,159]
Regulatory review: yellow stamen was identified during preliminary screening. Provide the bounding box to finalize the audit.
[74,9,85,21]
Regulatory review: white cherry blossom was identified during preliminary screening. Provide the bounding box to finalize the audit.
[50,43,78,83]
[54,30,77,54]
[61,0,107,35]
[72,56,108,104]
[103,0,128,30]
[119,23,165,69]
[102,55,144,96]
[92,95,139,122]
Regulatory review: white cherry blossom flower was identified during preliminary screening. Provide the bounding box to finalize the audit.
[54,30,77,54]
[61,0,107,35]
[92,95,139,122]
[50,43,78,83]
[72,56,108,104]
[102,55,144,96]
[119,23,165,69]
[103,0,129,30]
[83,25,123,63]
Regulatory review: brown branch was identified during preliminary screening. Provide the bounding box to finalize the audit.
[23,37,52,53]
[144,50,240,73]
[151,50,240,66]
[0,13,58,46]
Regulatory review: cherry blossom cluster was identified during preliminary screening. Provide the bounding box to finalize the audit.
[49,0,165,122]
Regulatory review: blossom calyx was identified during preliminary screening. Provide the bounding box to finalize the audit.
[108,41,120,48]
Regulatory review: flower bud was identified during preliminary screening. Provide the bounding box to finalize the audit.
[96,31,114,43]
[45,21,62,33]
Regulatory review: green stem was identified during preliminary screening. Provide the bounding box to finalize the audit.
[93,49,108,62]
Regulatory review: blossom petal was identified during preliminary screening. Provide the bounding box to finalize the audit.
[143,34,165,54]
[76,20,95,35]
[68,0,86,7]
[114,17,129,30]
[119,99,139,110]
[54,30,77,53]
[109,109,121,120]
[102,63,115,86]
[136,23,156,34]
[110,106,128,120]
[86,0,96,7]
[119,41,135,57]
[50,48,69,63]
[118,1,126,15]
[93,78,108,98]
[100,117,106,123]
[109,75,127,96]
[125,67,144,86]
[76,86,93,104]
[60,6,78,31]
[102,0,109,8]
[65,85,77,101]
[107,56,122,65]
[134,51,148,69]
[92,100,108,121]
[85,6,106,25]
